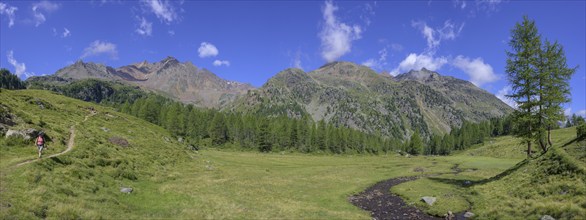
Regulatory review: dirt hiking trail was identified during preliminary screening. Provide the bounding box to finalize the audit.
[14,112,95,168]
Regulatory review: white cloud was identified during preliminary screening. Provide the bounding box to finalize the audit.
[476,0,502,13]
[213,60,230,67]
[452,55,498,86]
[142,0,178,24]
[168,30,175,36]
[62,27,70,37]
[496,85,517,108]
[81,40,118,60]
[6,50,33,78]
[411,20,464,51]
[198,42,219,58]
[135,17,152,36]
[319,0,362,62]
[564,108,572,117]
[0,2,18,28]
[390,53,448,76]
[453,0,467,9]
[362,48,387,70]
[576,110,586,118]
[32,0,59,27]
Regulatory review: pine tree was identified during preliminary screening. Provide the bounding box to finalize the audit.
[209,113,228,146]
[506,16,542,157]
[408,131,423,155]
[258,119,271,152]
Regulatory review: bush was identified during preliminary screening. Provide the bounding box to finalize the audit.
[577,123,586,140]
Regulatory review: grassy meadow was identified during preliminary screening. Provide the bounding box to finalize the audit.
[1,89,584,219]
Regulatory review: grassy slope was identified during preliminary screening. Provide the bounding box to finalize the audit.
[1,90,583,219]
[393,127,586,219]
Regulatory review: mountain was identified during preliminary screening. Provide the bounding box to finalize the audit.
[46,56,254,108]
[227,62,512,139]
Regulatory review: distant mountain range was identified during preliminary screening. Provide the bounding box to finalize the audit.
[48,56,253,108]
[27,57,512,139]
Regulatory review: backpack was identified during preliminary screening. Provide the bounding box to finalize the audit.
[37,136,44,145]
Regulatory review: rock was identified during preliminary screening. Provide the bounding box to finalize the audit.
[421,196,436,206]
[464,211,475,218]
[101,127,110,132]
[163,136,170,142]
[108,136,129,147]
[464,180,472,186]
[445,211,455,220]
[120,187,133,194]
[5,128,39,140]
[540,215,555,220]
[178,137,183,143]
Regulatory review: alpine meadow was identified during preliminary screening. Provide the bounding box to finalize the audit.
[1,1,585,219]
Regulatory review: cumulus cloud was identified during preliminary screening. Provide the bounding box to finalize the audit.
[62,27,70,37]
[362,48,387,70]
[213,60,230,67]
[452,55,498,86]
[198,42,219,58]
[319,0,362,63]
[496,85,517,108]
[32,0,59,27]
[390,53,448,76]
[0,2,18,28]
[136,17,152,36]
[81,40,118,60]
[411,20,464,51]
[142,0,178,24]
[6,50,33,78]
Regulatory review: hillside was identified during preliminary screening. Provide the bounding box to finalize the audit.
[228,62,512,139]
[392,127,586,219]
[0,89,196,218]
[28,57,254,108]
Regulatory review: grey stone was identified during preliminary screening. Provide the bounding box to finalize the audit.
[101,127,110,132]
[178,137,183,142]
[463,211,475,218]
[120,187,133,194]
[540,215,555,220]
[421,196,436,206]
[464,180,472,186]
[5,128,39,140]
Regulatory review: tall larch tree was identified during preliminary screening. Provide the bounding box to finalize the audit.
[506,16,542,157]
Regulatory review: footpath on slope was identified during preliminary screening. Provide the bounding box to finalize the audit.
[349,172,469,220]
[14,112,95,168]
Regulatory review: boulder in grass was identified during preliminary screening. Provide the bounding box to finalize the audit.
[464,211,475,218]
[421,196,436,206]
[540,215,555,220]
[120,187,133,194]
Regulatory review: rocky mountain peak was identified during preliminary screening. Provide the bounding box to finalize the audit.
[396,68,441,82]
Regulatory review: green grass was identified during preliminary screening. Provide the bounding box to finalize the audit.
[393,127,586,219]
[1,90,584,219]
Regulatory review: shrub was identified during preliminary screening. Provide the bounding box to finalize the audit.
[577,123,586,140]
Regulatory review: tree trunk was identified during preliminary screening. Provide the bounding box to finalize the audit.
[527,141,531,158]
[547,126,553,150]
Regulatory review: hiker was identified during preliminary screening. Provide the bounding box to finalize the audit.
[36,132,45,158]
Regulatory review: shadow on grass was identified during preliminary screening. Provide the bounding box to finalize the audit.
[428,159,530,188]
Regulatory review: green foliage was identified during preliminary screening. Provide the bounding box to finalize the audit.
[408,131,423,155]
[577,124,586,140]
[506,16,576,156]
[0,68,26,90]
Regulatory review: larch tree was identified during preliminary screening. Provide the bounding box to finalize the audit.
[506,16,542,157]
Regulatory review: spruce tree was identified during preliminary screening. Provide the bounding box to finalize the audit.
[408,131,423,155]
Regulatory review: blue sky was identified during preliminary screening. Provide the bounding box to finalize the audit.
[1,0,584,116]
